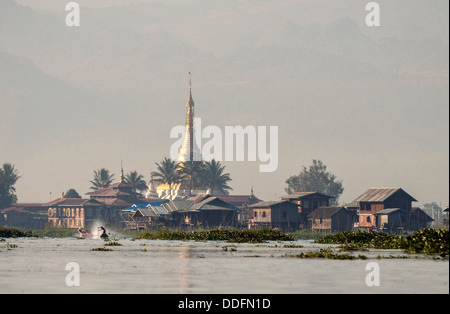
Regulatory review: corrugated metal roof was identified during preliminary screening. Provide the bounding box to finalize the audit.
[94,198,132,206]
[308,207,346,219]
[216,195,261,203]
[2,207,47,215]
[280,192,333,200]
[11,203,46,208]
[190,197,237,211]
[161,202,177,212]
[170,200,195,211]
[133,208,157,217]
[354,188,417,203]
[248,200,294,208]
[151,205,170,215]
[374,208,410,215]
[411,207,434,222]
[46,198,102,207]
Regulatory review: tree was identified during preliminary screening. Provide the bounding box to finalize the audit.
[422,202,443,223]
[285,159,344,204]
[62,189,81,198]
[0,163,21,209]
[178,161,205,196]
[125,171,147,194]
[202,159,232,195]
[90,168,115,190]
[151,158,182,199]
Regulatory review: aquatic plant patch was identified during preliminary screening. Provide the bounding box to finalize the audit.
[401,229,449,256]
[315,229,449,257]
[104,241,122,246]
[289,230,334,241]
[92,247,113,251]
[0,227,33,238]
[283,248,367,260]
[137,228,295,243]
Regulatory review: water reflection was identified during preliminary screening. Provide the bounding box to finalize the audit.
[178,244,192,293]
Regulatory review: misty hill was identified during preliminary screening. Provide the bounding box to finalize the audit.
[1,0,449,203]
[0,51,127,152]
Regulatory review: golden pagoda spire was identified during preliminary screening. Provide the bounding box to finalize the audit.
[119,160,125,183]
[187,71,194,119]
[179,72,198,162]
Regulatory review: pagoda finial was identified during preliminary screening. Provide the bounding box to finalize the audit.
[120,160,125,183]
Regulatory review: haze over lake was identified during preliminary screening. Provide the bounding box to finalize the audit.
[0,0,448,206]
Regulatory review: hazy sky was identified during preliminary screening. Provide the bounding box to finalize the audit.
[1,0,448,206]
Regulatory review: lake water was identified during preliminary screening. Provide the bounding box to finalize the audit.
[0,236,448,294]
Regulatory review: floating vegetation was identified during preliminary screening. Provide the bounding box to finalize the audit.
[376,255,410,259]
[92,247,113,251]
[401,229,449,256]
[32,227,76,238]
[289,230,334,241]
[316,229,449,257]
[283,244,304,248]
[315,231,402,249]
[6,243,18,250]
[104,241,122,246]
[137,228,295,243]
[0,227,33,238]
[283,248,367,260]
[338,244,369,252]
[222,246,237,252]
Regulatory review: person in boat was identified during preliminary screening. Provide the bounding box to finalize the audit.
[78,228,91,238]
[98,226,108,238]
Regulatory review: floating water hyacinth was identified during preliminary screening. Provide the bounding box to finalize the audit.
[137,228,295,243]
[0,226,33,238]
[316,229,449,257]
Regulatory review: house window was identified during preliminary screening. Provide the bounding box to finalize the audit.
[262,211,266,218]
[254,211,258,218]
[366,216,371,223]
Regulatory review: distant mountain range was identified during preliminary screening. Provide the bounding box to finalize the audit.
[1,0,448,203]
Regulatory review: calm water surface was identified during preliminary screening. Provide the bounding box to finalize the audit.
[0,237,448,294]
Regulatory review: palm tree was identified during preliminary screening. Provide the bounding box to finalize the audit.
[125,171,147,194]
[178,161,205,196]
[0,163,21,209]
[90,168,115,190]
[151,157,182,199]
[202,159,232,195]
